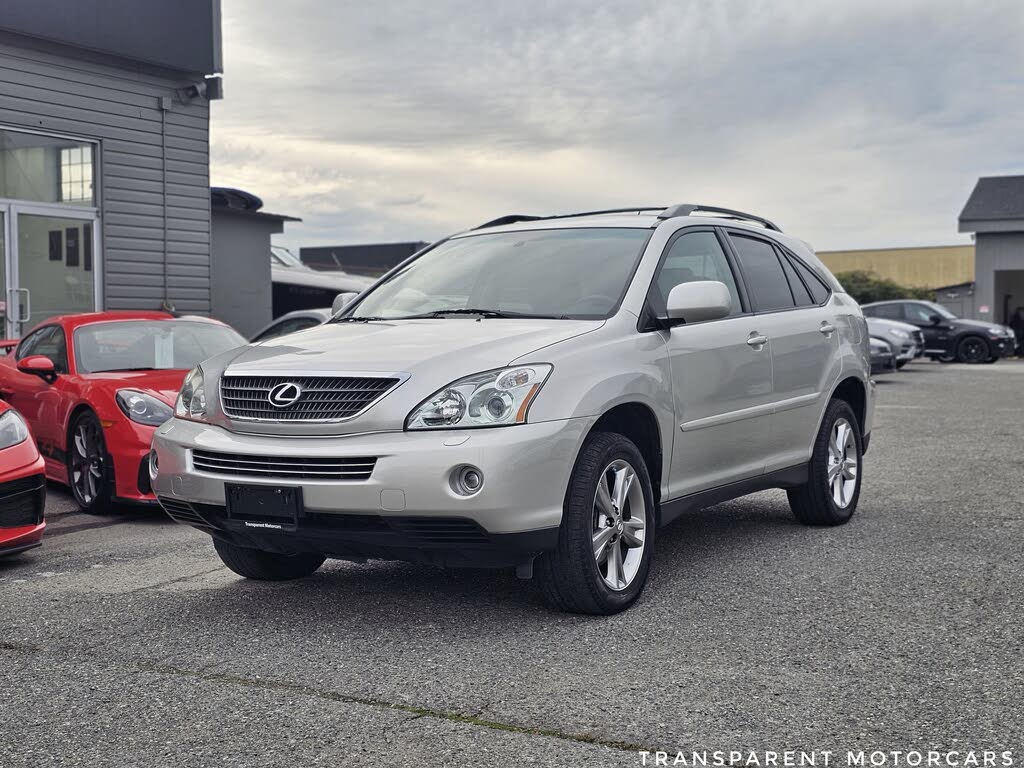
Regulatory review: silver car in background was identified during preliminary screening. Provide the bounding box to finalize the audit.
[867,316,924,368]
[154,203,874,614]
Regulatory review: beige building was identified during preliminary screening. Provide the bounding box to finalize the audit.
[816,244,975,289]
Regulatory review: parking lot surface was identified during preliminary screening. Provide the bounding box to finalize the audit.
[2,362,1022,767]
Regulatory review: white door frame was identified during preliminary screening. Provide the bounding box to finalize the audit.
[0,199,102,338]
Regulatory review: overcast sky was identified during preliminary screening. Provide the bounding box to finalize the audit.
[209,0,1024,253]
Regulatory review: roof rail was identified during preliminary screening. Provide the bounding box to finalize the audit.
[473,214,544,230]
[474,207,666,230]
[658,203,781,232]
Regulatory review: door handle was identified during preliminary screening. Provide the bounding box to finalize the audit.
[819,322,836,335]
[746,333,768,348]
[13,288,30,324]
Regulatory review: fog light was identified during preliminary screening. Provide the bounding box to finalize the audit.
[452,465,484,496]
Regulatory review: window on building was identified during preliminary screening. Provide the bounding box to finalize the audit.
[60,145,93,203]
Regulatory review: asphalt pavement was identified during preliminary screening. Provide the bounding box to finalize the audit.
[2,361,1022,767]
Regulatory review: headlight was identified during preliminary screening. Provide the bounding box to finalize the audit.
[887,328,910,339]
[406,365,553,430]
[174,367,208,421]
[116,390,174,427]
[0,410,30,450]
[986,327,1009,337]
[869,338,891,353]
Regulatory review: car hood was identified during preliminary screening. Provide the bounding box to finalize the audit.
[208,318,605,436]
[231,318,603,375]
[83,369,188,405]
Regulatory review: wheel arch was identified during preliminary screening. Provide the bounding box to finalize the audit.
[828,376,866,434]
[584,401,665,513]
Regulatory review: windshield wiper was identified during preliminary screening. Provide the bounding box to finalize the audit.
[330,316,390,323]
[396,308,570,320]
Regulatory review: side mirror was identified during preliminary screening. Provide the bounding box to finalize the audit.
[665,281,732,325]
[332,292,359,315]
[17,354,57,384]
[928,313,942,325]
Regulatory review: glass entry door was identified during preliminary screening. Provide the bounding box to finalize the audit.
[0,204,99,338]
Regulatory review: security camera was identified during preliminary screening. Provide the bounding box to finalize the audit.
[177,82,207,101]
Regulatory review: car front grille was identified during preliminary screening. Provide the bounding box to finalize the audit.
[220,374,402,422]
[192,450,377,481]
[0,474,46,528]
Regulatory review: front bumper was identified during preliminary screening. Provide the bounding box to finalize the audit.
[152,417,593,566]
[0,471,46,557]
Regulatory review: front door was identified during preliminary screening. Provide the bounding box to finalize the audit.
[1,204,99,338]
[651,229,774,498]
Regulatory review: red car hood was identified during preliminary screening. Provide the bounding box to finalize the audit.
[83,369,187,405]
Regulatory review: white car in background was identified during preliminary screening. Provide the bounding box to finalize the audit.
[271,246,373,311]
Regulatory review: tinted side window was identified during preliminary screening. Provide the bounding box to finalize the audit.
[789,256,830,304]
[15,328,48,360]
[16,327,67,373]
[730,234,795,312]
[778,249,814,306]
[866,304,902,320]
[649,231,742,317]
[903,303,936,324]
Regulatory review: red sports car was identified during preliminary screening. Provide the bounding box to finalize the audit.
[0,400,46,556]
[0,311,245,513]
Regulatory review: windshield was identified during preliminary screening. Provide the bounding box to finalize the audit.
[74,321,246,374]
[349,228,651,320]
[271,246,303,268]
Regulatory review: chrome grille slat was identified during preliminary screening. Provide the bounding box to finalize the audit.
[220,373,400,422]
[192,450,377,481]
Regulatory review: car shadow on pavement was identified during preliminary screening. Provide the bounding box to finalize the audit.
[169,491,809,627]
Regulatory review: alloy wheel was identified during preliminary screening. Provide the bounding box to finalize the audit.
[826,418,858,508]
[958,337,988,364]
[592,459,646,591]
[71,419,105,505]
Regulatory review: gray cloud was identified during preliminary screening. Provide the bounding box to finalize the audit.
[210,0,1024,251]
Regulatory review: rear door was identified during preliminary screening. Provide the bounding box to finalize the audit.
[725,231,839,472]
[900,302,953,356]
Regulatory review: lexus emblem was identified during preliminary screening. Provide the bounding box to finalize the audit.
[267,382,303,408]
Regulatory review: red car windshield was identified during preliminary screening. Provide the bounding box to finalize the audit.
[74,321,245,374]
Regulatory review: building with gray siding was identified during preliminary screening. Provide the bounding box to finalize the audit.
[959,175,1024,325]
[0,0,222,337]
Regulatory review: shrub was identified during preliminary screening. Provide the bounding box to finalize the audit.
[832,270,934,305]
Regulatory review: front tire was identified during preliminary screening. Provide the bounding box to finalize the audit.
[536,432,655,615]
[214,539,325,580]
[788,399,863,526]
[67,410,114,514]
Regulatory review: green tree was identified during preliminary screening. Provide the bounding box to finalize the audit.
[832,270,934,305]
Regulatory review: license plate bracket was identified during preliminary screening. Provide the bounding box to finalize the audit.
[225,484,302,531]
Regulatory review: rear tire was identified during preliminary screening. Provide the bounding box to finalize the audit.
[788,399,862,526]
[213,539,325,580]
[536,431,655,615]
[67,410,114,514]
[956,335,990,364]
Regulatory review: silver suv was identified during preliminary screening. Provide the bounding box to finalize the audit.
[153,204,874,614]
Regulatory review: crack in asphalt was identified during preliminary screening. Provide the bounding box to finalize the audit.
[134,661,655,754]
[0,639,652,754]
